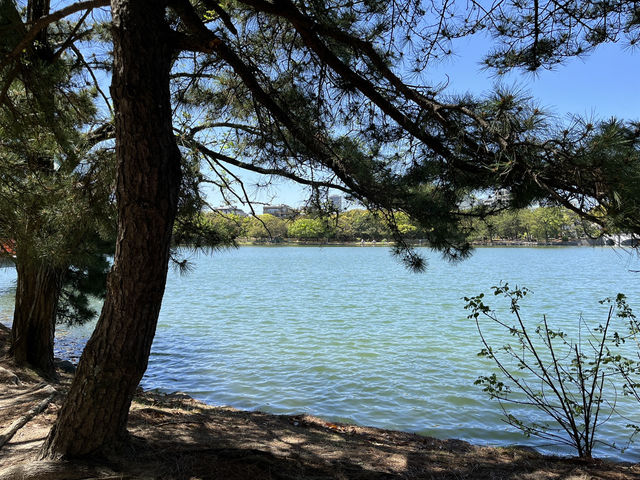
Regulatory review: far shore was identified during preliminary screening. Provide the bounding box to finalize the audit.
[0,240,628,271]
[234,238,616,247]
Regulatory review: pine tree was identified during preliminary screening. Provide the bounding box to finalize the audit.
[41,0,181,456]
[0,0,115,377]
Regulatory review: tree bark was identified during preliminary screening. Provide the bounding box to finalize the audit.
[40,0,181,458]
[26,0,50,49]
[9,261,61,379]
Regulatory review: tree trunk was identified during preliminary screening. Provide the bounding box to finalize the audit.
[40,0,181,458]
[26,0,51,56]
[9,261,61,378]
[7,0,60,379]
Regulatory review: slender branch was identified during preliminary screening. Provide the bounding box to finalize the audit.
[51,9,92,62]
[0,0,110,72]
[181,134,352,194]
[70,44,113,116]
[188,122,261,137]
[201,0,238,36]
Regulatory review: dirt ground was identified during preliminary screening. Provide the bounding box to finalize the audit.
[1,324,639,479]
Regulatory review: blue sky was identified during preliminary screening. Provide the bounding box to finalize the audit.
[426,36,640,121]
[207,37,639,210]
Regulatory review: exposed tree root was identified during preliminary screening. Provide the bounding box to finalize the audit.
[0,386,56,449]
[0,460,123,480]
[2,382,49,400]
[0,366,21,385]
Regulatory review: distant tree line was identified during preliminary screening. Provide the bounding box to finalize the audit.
[199,206,591,244]
[465,207,589,243]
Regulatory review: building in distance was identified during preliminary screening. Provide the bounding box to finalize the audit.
[263,204,296,218]
[329,195,343,211]
[460,189,511,210]
[213,206,248,217]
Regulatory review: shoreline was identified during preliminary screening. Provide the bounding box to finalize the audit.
[1,324,639,479]
[39,322,634,464]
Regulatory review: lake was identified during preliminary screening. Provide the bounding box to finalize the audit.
[1,246,639,461]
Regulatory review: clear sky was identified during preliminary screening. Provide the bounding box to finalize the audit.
[207,35,640,210]
[426,36,640,121]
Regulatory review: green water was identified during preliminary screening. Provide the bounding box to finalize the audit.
[1,246,639,460]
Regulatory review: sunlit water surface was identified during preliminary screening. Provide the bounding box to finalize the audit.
[1,246,639,461]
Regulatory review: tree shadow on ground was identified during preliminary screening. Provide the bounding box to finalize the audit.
[117,394,638,480]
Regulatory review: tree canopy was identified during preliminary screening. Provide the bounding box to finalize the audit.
[166,0,640,267]
[6,0,639,266]
[201,205,594,243]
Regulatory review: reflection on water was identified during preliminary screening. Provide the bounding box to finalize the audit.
[1,247,639,461]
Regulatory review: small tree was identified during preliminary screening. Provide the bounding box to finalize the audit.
[603,294,640,434]
[530,207,570,242]
[202,212,245,240]
[464,283,637,459]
